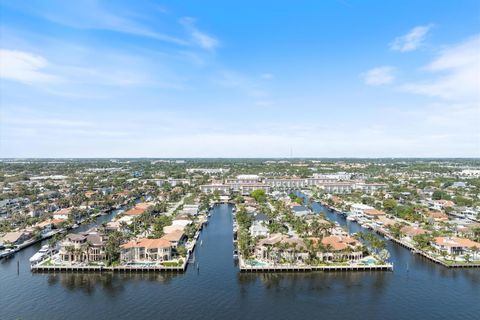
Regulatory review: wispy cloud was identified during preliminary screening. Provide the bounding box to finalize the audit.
[362,66,395,85]
[180,17,220,50]
[260,73,274,80]
[4,117,92,127]
[401,35,480,101]
[391,24,433,52]
[0,49,60,84]
[3,0,188,45]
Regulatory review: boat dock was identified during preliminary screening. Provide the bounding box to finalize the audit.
[238,257,392,272]
[31,264,187,273]
[240,263,393,273]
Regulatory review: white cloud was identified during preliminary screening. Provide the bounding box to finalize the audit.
[180,17,219,50]
[0,49,60,83]
[260,73,274,80]
[9,1,188,45]
[363,66,395,85]
[401,35,480,101]
[391,24,433,52]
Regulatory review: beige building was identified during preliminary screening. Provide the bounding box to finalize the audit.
[120,238,172,263]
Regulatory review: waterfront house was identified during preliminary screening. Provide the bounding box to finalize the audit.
[249,212,271,237]
[400,226,428,242]
[377,216,396,227]
[426,210,449,222]
[431,237,480,257]
[250,221,270,237]
[53,207,73,220]
[364,208,386,218]
[1,231,30,246]
[59,229,106,263]
[182,204,199,216]
[125,207,145,216]
[172,215,192,228]
[255,233,308,262]
[431,200,454,211]
[163,224,185,234]
[120,238,172,263]
[320,235,363,261]
[135,202,154,211]
[292,205,309,217]
[351,203,374,216]
[160,230,186,249]
[455,223,480,238]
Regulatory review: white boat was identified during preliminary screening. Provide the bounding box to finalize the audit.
[29,245,50,263]
[0,248,15,259]
[41,230,56,239]
[233,250,239,260]
[72,223,79,229]
[346,215,357,221]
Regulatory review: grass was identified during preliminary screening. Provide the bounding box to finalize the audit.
[41,258,53,266]
[162,261,182,267]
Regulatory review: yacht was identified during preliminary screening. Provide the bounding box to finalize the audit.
[233,250,239,260]
[0,248,16,259]
[29,245,50,264]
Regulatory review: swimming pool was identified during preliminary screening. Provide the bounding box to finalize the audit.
[246,259,268,267]
[360,257,377,265]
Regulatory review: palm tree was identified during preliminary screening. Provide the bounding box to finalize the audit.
[65,246,75,263]
[471,246,479,261]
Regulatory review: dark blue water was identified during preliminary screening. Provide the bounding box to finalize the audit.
[1,204,479,320]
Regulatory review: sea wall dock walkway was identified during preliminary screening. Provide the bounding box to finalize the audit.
[31,263,187,273]
[238,257,393,272]
[239,264,393,272]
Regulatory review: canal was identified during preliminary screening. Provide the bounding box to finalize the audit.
[1,203,479,319]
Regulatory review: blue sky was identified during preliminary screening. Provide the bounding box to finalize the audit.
[1,0,479,157]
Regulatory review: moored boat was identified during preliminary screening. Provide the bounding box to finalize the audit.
[0,248,16,259]
[29,245,50,264]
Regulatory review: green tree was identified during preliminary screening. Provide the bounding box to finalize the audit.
[250,189,267,203]
[383,199,397,212]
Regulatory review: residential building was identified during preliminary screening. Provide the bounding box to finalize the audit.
[120,238,172,263]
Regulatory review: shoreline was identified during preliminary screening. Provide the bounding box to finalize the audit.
[316,199,480,269]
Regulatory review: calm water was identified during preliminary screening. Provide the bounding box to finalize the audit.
[1,203,479,320]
